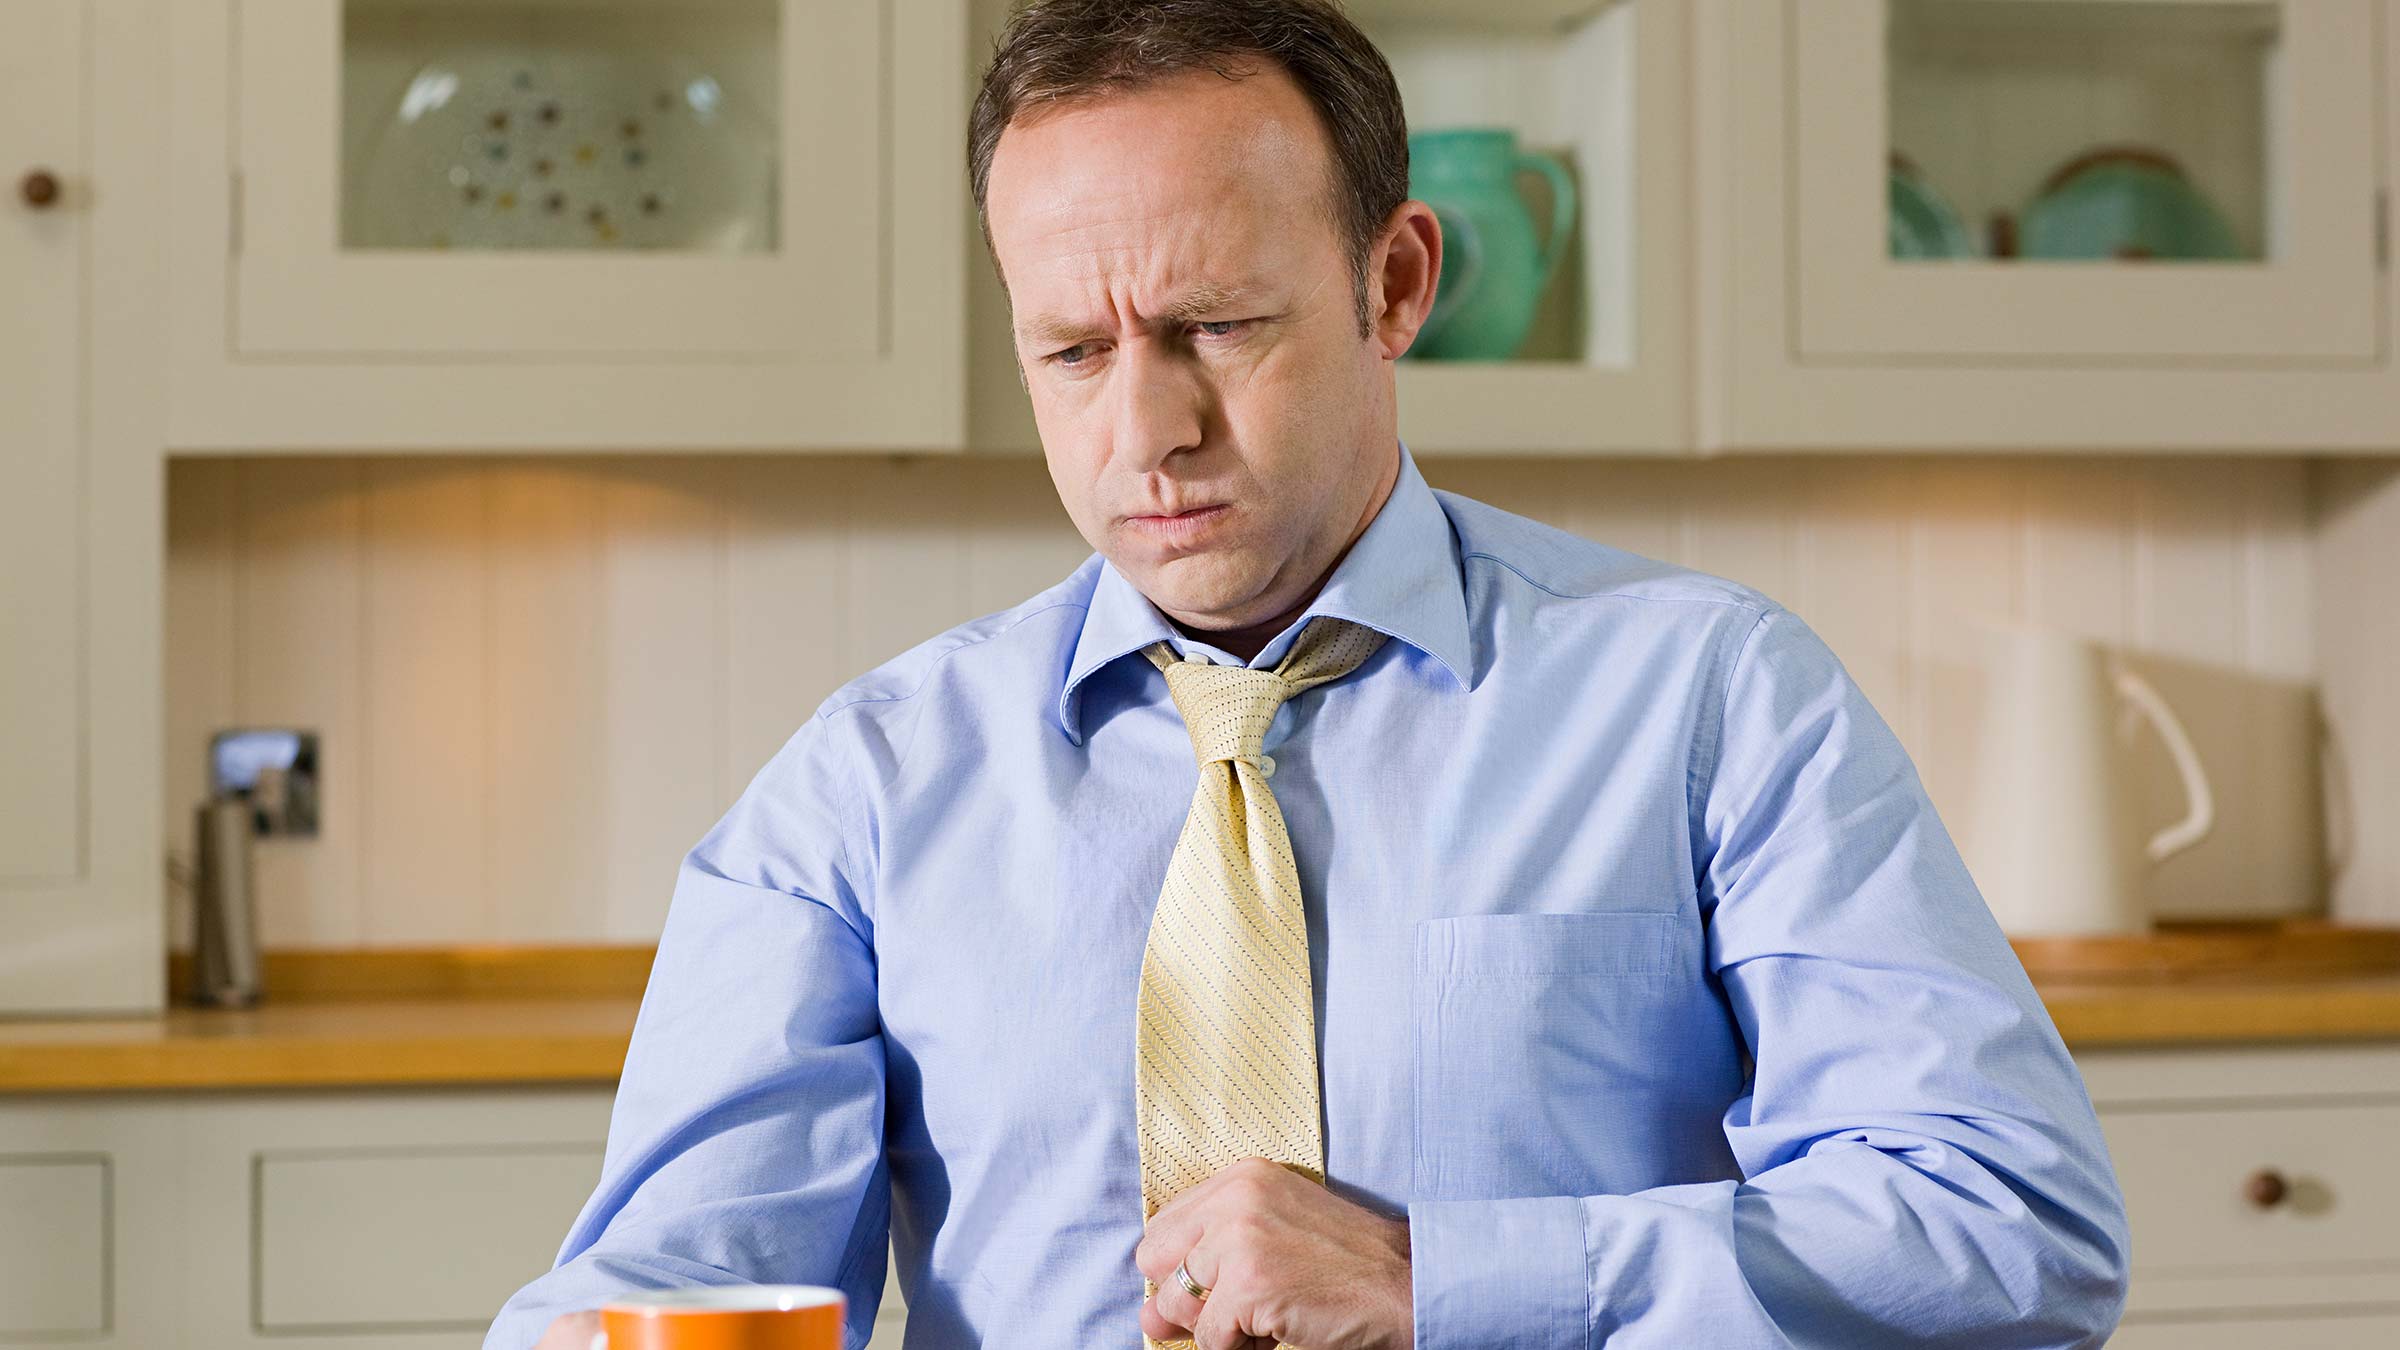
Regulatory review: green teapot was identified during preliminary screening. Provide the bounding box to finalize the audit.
[1405,128,1578,361]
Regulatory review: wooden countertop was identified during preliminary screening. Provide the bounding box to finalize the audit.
[2036,973,2400,1048]
[0,996,640,1092]
[3,948,2398,1094]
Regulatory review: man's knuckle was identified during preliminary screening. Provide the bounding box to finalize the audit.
[1193,1301,1235,1350]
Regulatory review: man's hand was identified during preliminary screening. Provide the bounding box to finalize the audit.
[531,1310,600,1350]
[1135,1157,1412,1350]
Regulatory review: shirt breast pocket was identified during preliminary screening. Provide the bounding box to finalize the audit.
[1410,910,1720,1203]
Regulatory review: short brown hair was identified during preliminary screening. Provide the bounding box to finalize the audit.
[968,0,1409,338]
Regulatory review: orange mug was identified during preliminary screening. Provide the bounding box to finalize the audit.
[590,1286,846,1350]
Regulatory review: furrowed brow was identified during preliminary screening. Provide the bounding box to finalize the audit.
[1018,282,1249,349]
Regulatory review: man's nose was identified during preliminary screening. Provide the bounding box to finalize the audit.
[1110,340,1207,471]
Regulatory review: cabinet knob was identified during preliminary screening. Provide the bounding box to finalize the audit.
[2244,1167,2289,1209]
[20,169,60,209]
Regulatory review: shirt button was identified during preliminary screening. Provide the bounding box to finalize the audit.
[1257,755,1276,778]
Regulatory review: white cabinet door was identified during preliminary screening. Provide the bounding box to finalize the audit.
[0,3,84,886]
[173,1087,906,1350]
[1699,0,2400,451]
[0,0,166,1015]
[182,1087,616,1350]
[1792,0,2381,364]
[168,0,967,452]
[0,1096,187,1350]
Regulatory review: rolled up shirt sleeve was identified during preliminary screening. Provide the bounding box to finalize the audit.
[484,711,890,1350]
[1410,605,2131,1348]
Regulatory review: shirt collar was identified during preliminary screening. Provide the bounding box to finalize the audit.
[1053,440,1471,746]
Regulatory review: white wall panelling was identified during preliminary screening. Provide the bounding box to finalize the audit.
[2314,462,2400,925]
[167,453,2340,949]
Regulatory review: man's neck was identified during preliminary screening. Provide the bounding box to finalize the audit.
[1170,583,1328,665]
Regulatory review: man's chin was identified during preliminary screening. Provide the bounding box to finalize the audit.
[1121,557,1263,625]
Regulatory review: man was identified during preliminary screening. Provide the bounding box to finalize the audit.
[491,1,2130,1346]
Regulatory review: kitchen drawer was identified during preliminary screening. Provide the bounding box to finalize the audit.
[2101,1099,2400,1274]
[2108,1310,2400,1348]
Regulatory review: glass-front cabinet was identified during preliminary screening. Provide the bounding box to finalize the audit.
[1706,0,2400,451]
[168,0,967,452]
[1345,0,1690,454]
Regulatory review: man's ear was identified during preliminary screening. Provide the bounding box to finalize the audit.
[1367,200,1442,360]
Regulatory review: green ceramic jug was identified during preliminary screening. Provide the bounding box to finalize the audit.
[1406,128,1577,360]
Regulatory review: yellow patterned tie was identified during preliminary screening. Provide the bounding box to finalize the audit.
[1135,616,1388,1348]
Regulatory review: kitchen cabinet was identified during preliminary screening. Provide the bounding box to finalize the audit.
[180,1089,627,1349]
[2081,1042,2400,1334]
[5,1043,2397,1345]
[1698,0,2400,451]
[165,0,968,453]
[0,1097,186,1349]
[0,0,168,1015]
[0,1088,910,1350]
[961,0,1692,457]
[150,0,2400,458]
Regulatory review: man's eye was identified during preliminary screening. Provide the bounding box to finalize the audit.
[1042,323,1245,366]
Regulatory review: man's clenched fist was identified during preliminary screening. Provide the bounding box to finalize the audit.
[1135,1157,1413,1350]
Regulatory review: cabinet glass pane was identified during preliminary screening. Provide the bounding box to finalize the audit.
[340,0,779,252]
[1886,0,2275,263]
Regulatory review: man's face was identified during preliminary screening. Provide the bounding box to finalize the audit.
[983,66,1405,635]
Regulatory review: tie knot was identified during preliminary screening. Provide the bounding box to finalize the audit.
[1143,618,1388,768]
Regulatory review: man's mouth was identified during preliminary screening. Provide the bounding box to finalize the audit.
[1128,503,1231,539]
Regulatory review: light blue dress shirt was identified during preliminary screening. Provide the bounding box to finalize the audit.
[488,442,2129,1349]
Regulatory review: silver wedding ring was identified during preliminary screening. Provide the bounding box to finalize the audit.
[1172,1259,1210,1301]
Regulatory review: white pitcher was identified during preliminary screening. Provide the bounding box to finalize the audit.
[1964,620,2215,937]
